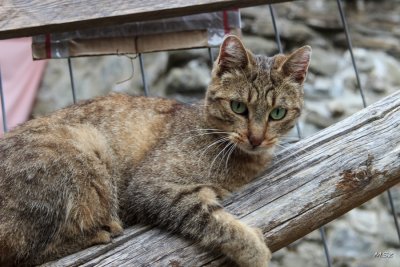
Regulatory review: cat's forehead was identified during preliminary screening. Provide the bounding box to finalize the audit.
[250,55,275,88]
[245,56,276,102]
[254,55,274,71]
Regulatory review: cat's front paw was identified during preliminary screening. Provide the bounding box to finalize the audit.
[250,236,271,267]
[251,244,271,267]
[237,227,271,267]
[252,226,266,243]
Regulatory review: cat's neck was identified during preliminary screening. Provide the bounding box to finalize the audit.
[219,144,272,191]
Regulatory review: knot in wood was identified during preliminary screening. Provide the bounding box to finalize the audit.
[336,154,387,192]
[169,260,182,267]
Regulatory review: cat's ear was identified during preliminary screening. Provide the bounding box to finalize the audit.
[280,45,312,84]
[216,35,250,76]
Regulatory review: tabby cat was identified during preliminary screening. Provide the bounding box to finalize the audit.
[0,35,311,266]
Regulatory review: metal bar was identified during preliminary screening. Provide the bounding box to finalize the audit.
[208,47,215,67]
[336,0,400,245]
[0,67,8,133]
[269,5,283,54]
[295,123,303,139]
[319,227,333,267]
[269,4,332,267]
[336,0,366,107]
[387,189,400,243]
[67,58,77,104]
[138,53,149,96]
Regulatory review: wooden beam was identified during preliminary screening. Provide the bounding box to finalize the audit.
[0,0,294,40]
[42,90,400,266]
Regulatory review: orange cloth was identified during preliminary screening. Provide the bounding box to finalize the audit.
[0,37,47,135]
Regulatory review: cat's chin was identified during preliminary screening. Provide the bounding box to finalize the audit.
[237,145,275,156]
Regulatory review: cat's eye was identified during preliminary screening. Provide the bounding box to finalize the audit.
[269,107,287,120]
[230,101,248,115]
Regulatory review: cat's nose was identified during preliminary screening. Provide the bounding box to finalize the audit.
[248,134,263,148]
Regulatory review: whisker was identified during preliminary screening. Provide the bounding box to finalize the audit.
[275,143,288,149]
[224,142,237,170]
[207,141,232,179]
[178,130,232,145]
[272,141,308,162]
[197,136,230,159]
[214,142,233,174]
[180,132,218,145]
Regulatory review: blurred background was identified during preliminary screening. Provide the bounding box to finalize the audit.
[2,0,400,266]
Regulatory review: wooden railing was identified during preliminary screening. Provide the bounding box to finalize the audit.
[0,0,292,39]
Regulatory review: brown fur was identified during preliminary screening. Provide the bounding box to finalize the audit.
[0,35,311,267]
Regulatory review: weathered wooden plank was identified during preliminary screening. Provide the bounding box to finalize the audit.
[0,0,294,40]
[42,90,400,266]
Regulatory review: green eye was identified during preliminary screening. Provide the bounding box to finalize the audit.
[230,101,248,115]
[270,107,287,120]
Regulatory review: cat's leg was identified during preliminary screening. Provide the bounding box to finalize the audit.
[121,182,271,267]
[35,127,124,263]
[58,166,124,245]
[35,172,124,264]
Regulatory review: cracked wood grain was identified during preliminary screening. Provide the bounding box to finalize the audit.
[0,0,293,39]
[42,90,400,266]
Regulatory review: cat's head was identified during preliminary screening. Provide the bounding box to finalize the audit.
[205,35,311,155]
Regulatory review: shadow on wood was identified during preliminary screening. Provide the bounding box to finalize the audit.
[42,90,400,266]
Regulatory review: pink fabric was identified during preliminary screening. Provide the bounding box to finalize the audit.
[0,37,47,136]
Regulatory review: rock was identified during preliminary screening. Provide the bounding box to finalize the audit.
[167,49,209,68]
[331,63,366,96]
[328,221,379,259]
[279,242,327,267]
[304,111,334,129]
[252,16,318,43]
[303,229,324,242]
[303,76,332,100]
[308,47,340,76]
[380,185,400,220]
[242,35,278,56]
[334,33,400,57]
[377,209,400,248]
[308,37,331,49]
[304,100,336,129]
[367,51,400,91]
[313,77,334,95]
[370,79,388,94]
[298,121,320,138]
[340,48,374,72]
[165,60,210,95]
[240,6,268,20]
[306,17,343,33]
[332,49,400,103]
[327,101,345,118]
[346,209,379,235]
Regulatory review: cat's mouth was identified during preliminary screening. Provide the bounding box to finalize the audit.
[236,140,277,155]
[228,133,277,155]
